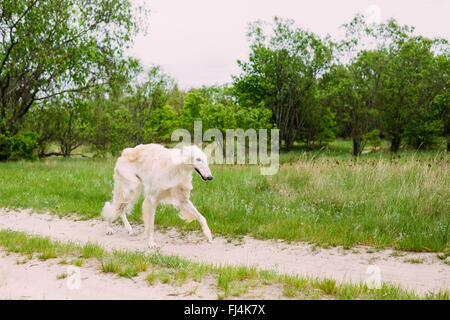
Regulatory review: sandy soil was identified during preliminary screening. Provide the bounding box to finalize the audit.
[0,208,448,299]
[0,251,219,300]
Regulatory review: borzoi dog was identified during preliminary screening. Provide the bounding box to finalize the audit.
[101,144,213,249]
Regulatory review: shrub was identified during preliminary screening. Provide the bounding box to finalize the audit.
[0,131,39,161]
[363,129,382,149]
[404,119,443,150]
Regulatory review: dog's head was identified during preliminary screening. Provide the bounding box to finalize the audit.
[180,145,213,181]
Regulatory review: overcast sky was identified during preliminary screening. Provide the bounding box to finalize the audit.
[126,0,450,89]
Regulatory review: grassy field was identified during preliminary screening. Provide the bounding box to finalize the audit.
[1,229,448,299]
[0,140,448,252]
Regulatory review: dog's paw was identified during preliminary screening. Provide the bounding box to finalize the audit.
[205,234,213,244]
[106,227,114,235]
[148,241,159,250]
[127,229,137,237]
[204,230,213,243]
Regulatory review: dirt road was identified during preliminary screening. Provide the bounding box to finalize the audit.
[0,208,448,298]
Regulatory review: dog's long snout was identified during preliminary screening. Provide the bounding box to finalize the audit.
[206,175,213,181]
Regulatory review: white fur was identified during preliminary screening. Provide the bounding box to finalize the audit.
[101,144,213,249]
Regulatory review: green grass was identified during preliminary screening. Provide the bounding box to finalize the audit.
[72,258,84,267]
[403,258,425,264]
[0,140,448,252]
[437,248,450,263]
[0,228,447,300]
[56,272,68,280]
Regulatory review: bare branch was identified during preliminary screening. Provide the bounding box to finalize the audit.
[0,40,15,74]
[34,82,101,101]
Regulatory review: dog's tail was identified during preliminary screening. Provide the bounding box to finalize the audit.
[101,201,115,221]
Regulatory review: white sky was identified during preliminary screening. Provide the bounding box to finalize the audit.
[127,0,450,89]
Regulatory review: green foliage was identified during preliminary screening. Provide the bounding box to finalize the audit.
[404,117,443,150]
[2,11,449,158]
[180,90,206,131]
[0,0,147,136]
[234,105,273,131]
[179,85,273,142]
[25,95,92,157]
[8,131,39,160]
[110,106,135,154]
[301,92,337,148]
[234,17,334,150]
[200,103,236,132]
[200,102,272,134]
[318,108,337,144]
[0,131,38,161]
[363,129,382,149]
[379,36,447,152]
[66,66,179,155]
[147,104,180,142]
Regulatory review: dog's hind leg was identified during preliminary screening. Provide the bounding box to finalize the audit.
[180,200,212,243]
[106,169,141,236]
[142,195,158,249]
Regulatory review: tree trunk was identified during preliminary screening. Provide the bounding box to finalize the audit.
[352,136,362,156]
[285,135,294,151]
[390,135,401,153]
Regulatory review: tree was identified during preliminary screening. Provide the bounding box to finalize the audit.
[0,0,144,140]
[180,89,206,132]
[233,17,333,150]
[146,104,179,143]
[322,49,386,156]
[25,102,60,156]
[27,94,90,157]
[380,36,448,152]
[334,15,407,156]
[434,53,450,151]
[125,66,175,144]
[337,15,449,153]
[166,84,186,113]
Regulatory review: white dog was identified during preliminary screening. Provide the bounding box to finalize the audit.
[101,144,214,249]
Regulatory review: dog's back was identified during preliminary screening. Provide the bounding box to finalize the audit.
[116,143,188,191]
[120,143,166,163]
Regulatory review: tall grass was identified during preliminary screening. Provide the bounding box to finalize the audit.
[0,158,114,219]
[149,148,448,252]
[0,142,448,251]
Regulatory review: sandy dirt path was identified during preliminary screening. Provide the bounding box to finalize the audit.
[0,208,448,296]
[0,251,219,300]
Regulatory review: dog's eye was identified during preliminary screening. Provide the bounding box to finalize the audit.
[196,158,201,162]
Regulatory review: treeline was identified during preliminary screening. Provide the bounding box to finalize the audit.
[25,68,273,157]
[234,16,449,155]
[0,1,448,160]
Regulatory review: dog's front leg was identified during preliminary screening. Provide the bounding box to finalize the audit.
[142,196,158,249]
[181,201,213,243]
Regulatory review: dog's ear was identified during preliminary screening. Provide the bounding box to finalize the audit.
[171,146,191,165]
[122,148,138,162]
[181,146,193,164]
